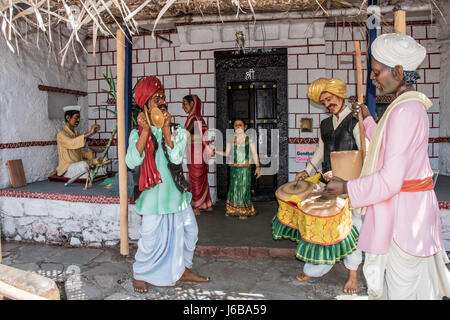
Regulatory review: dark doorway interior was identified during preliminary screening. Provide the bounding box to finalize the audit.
[215,48,288,202]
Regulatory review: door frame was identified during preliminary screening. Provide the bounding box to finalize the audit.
[214,48,288,200]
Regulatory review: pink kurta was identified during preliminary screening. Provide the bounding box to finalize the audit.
[347,100,444,257]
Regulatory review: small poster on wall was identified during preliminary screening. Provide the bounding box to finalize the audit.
[296,145,315,162]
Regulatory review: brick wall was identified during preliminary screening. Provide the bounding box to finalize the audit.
[86,19,441,199]
[87,31,219,200]
[287,21,441,180]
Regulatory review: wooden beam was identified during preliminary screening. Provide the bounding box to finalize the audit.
[341,41,367,159]
[116,29,129,256]
[37,85,87,96]
[394,9,407,35]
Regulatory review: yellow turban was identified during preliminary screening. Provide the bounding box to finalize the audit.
[307,78,346,104]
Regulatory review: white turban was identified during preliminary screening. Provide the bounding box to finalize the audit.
[63,105,81,112]
[371,33,426,71]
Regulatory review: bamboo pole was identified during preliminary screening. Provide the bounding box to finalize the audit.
[394,9,407,35]
[0,281,49,300]
[116,29,129,256]
[354,41,366,160]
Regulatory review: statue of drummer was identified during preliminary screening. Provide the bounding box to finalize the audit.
[294,77,363,294]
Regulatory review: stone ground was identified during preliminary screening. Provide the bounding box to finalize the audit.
[1,240,372,300]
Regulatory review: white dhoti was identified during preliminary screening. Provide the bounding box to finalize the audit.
[63,159,107,179]
[303,209,363,277]
[363,240,450,300]
[133,205,198,287]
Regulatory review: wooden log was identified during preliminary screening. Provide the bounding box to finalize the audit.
[0,264,60,300]
[116,29,129,256]
[394,9,406,35]
[354,41,366,160]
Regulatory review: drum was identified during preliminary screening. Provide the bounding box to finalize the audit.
[330,150,363,180]
[274,180,353,246]
[274,180,315,202]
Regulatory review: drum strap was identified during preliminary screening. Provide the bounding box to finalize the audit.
[400,176,434,192]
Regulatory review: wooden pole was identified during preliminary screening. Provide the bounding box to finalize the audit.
[394,9,407,35]
[116,29,129,256]
[354,41,366,160]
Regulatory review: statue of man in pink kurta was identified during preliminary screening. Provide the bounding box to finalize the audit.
[327,33,450,300]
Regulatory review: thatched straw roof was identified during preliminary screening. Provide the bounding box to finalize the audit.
[0,0,444,65]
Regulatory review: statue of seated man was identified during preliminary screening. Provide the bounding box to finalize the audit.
[55,105,107,179]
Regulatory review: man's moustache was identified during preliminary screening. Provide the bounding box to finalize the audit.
[327,104,338,109]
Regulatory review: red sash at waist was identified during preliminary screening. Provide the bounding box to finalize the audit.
[400,176,434,192]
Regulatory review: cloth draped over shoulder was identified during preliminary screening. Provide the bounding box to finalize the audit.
[126,126,192,215]
[347,91,445,257]
[134,76,165,191]
[56,125,94,176]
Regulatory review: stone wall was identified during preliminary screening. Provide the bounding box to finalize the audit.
[0,196,141,247]
[0,28,88,189]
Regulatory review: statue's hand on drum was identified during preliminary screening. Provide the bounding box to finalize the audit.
[324,176,348,195]
[295,170,309,182]
[323,170,333,182]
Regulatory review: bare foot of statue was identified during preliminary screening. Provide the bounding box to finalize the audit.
[179,267,210,282]
[343,270,358,294]
[194,209,201,216]
[296,273,312,283]
[205,207,213,212]
[133,278,148,294]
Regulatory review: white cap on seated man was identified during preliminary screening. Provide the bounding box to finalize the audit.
[56,105,107,179]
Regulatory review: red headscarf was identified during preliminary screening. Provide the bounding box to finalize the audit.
[184,95,206,133]
[184,95,211,162]
[134,76,164,191]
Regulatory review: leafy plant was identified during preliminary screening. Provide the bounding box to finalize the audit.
[88,69,143,183]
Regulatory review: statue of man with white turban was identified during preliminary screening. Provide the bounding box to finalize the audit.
[55,106,106,179]
[294,77,363,294]
[327,33,450,299]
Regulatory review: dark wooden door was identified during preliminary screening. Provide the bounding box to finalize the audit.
[227,81,278,201]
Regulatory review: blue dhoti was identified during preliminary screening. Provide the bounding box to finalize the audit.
[133,205,198,286]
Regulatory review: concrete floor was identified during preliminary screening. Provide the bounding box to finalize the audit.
[0,241,369,300]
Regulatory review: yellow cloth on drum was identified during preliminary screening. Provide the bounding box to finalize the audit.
[276,195,353,246]
[307,78,346,104]
[305,173,321,184]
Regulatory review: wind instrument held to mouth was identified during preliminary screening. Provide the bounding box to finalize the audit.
[143,105,165,129]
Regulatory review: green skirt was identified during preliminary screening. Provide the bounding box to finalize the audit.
[226,166,255,217]
[272,214,359,265]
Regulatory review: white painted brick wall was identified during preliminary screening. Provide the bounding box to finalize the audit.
[157,61,170,75]
[150,48,162,62]
[288,55,298,69]
[88,80,98,93]
[288,70,307,84]
[194,60,208,74]
[162,47,175,61]
[133,36,144,49]
[132,63,144,77]
[426,69,440,83]
[288,85,297,99]
[137,49,149,63]
[144,35,157,49]
[289,99,309,114]
[298,54,317,69]
[144,62,157,75]
[201,74,215,87]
